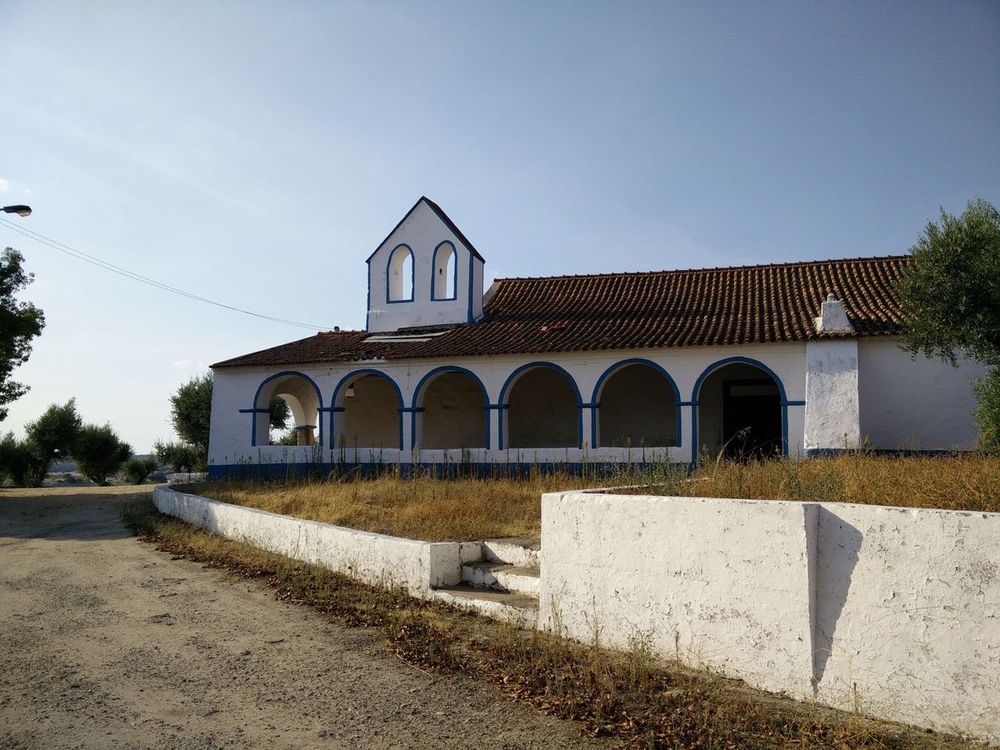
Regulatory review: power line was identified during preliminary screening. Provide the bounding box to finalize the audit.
[0,217,333,331]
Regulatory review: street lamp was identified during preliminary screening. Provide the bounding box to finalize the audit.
[2,205,32,217]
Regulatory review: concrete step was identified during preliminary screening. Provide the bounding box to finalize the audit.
[482,538,541,568]
[430,585,538,627]
[461,561,540,596]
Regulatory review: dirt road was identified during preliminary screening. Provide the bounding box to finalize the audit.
[0,487,609,749]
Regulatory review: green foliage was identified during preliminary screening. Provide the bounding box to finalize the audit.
[897,198,1000,367]
[121,456,158,485]
[0,431,47,487]
[170,374,213,452]
[25,399,82,463]
[0,247,46,422]
[897,198,1000,450]
[73,423,132,485]
[153,439,205,472]
[276,428,301,446]
[269,396,290,430]
[973,369,1000,455]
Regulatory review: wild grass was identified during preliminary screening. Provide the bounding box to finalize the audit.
[190,454,1000,542]
[121,497,977,749]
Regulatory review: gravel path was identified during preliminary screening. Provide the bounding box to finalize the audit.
[0,487,612,749]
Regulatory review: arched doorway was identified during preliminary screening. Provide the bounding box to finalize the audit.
[332,370,403,450]
[593,360,679,448]
[502,364,580,449]
[694,359,784,460]
[252,372,322,446]
[413,367,488,450]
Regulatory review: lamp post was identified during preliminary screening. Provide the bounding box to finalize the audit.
[2,205,32,217]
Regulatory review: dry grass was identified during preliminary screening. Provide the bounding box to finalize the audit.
[191,454,1000,542]
[121,497,978,749]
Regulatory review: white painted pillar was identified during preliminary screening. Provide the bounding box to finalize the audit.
[580,405,595,450]
[804,340,861,452]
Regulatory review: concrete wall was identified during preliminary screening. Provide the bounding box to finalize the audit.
[858,339,984,450]
[153,486,463,596]
[208,342,808,470]
[366,199,483,333]
[540,490,1000,741]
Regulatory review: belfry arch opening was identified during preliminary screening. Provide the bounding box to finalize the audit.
[414,369,487,449]
[696,361,783,460]
[387,245,413,302]
[595,362,678,448]
[253,373,321,447]
[432,242,456,300]
[504,365,579,449]
[334,372,402,450]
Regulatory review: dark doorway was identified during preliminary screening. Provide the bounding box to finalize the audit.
[722,379,781,458]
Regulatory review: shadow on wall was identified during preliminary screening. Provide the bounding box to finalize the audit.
[809,506,863,693]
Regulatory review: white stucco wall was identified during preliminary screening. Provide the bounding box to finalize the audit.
[804,339,861,451]
[208,342,808,469]
[540,490,1000,741]
[366,199,483,333]
[154,487,462,596]
[858,338,985,450]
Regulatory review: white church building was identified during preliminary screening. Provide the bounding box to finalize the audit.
[206,197,985,477]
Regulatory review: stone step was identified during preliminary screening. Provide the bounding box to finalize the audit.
[430,585,538,627]
[461,561,540,596]
[482,538,541,568]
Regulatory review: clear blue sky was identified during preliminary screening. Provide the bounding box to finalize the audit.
[1,0,998,453]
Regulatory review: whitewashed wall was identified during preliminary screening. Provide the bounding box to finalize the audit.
[540,490,1000,741]
[208,342,809,469]
[154,487,464,595]
[858,339,985,450]
[366,198,484,333]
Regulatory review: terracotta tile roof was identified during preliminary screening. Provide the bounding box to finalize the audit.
[212,255,910,368]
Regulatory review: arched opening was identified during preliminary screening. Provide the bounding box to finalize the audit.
[504,365,579,449]
[414,368,487,449]
[695,360,783,460]
[595,361,678,447]
[432,242,457,300]
[333,371,402,449]
[253,372,322,447]
[387,244,413,302]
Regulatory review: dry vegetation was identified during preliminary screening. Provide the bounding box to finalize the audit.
[192,454,1000,542]
[121,498,978,749]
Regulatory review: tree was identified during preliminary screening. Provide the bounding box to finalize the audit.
[25,399,82,463]
[0,247,45,422]
[121,456,158,485]
[897,198,1000,452]
[0,431,45,487]
[73,424,132,485]
[153,440,204,473]
[168,373,291,460]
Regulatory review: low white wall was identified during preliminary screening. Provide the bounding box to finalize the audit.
[153,487,462,596]
[540,491,1000,742]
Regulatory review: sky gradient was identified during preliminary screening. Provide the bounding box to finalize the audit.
[2,0,998,452]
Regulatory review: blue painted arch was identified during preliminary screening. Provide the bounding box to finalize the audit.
[498,362,584,450]
[689,356,793,463]
[331,368,405,450]
[411,365,490,449]
[590,358,683,449]
[250,370,325,447]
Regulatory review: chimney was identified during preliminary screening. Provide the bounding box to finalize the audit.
[814,293,854,334]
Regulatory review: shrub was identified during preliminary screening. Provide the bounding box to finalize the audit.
[153,440,206,472]
[974,368,1000,455]
[73,424,132,485]
[121,456,159,485]
[0,431,49,487]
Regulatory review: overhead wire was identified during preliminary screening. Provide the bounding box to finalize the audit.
[0,216,331,331]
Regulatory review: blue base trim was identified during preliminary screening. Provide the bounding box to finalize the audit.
[207,460,690,481]
[804,448,969,458]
